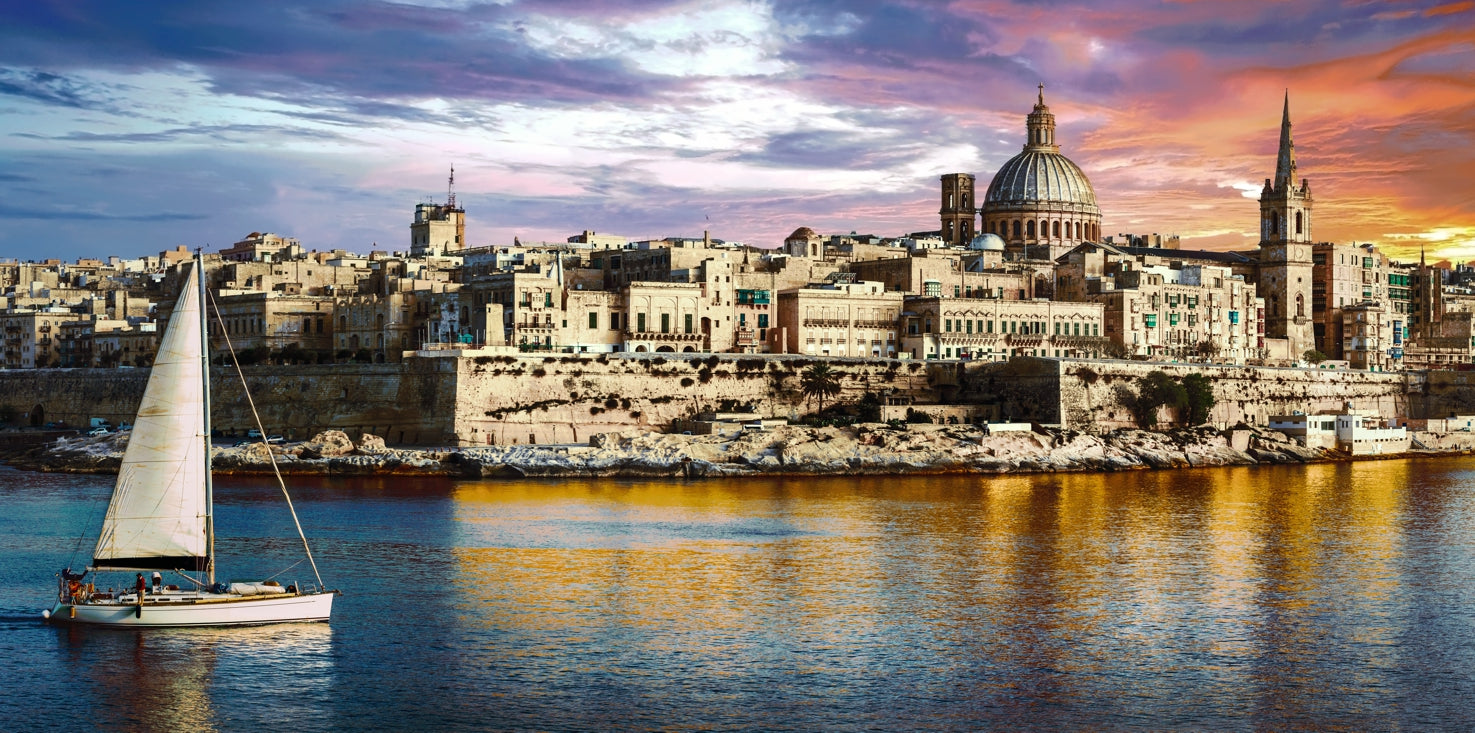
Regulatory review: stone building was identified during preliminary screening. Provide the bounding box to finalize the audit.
[1311,242,1405,366]
[900,297,1106,361]
[0,309,83,368]
[410,170,466,256]
[774,278,902,357]
[220,232,303,263]
[332,292,429,362]
[207,292,337,362]
[977,86,1103,261]
[847,251,1036,300]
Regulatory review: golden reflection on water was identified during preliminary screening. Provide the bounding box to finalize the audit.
[446,462,1448,716]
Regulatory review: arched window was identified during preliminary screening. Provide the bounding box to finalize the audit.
[1052,220,1061,238]
[1295,211,1303,235]
[1012,220,1021,238]
[1296,293,1305,318]
[1075,222,1082,239]
[1026,220,1036,238]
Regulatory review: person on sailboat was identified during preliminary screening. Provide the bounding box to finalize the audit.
[151,572,162,593]
[135,573,146,600]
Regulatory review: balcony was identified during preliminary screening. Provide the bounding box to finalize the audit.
[853,319,895,330]
[624,330,706,342]
[803,318,848,328]
[736,328,757,346]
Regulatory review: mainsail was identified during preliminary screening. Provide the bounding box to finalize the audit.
[93,263,209,571]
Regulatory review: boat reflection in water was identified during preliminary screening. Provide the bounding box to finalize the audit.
[50,623,333,731]
[10,458,1475,729]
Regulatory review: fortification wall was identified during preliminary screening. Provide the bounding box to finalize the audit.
[449,353,938,445]
[1052,360,1409,430]
[0,356,1453,448]
[0,362,458,445]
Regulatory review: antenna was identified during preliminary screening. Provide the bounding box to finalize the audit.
[447,165,457,209]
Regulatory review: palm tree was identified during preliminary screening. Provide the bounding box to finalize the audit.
[800,363,842,416]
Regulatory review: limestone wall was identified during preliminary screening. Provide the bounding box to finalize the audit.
[449,353,937,445]
[0,362,458,445]
[1051,360,1408,430]
[2,355,1459,448]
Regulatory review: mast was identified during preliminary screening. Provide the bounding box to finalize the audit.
[197,250,215,587]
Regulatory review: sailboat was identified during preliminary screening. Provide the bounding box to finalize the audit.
[44,253,335,626]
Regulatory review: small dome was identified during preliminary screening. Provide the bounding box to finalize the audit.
[970,233,1006,251]
[786,226,818,241]
[984,151,1099,212]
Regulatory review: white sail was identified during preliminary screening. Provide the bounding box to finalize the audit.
[93,263,209,570]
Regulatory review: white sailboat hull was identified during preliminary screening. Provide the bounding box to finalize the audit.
[48,591,334,627]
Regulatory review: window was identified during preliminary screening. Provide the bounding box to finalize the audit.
[637,313,646,332]
[1027,220,1036,238]
[739,313,747,327]
[758,314,769,329]
[544,292,553,307]
[589,312,598,329]
[684,314,693,334]
[966,320,973,334]
[661,314,670,333]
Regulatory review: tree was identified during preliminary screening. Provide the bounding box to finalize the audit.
[1182,373,1216,425]
[1102,339,1132,360]
[800,363,842,415]
[1303,349,1328,364]
[1132,370,1187,428]
[1195,340,1220,362]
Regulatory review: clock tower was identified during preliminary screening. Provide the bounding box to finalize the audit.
[1258,92,1315,359]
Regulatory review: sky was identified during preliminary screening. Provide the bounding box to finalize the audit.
[1,0,1473,264]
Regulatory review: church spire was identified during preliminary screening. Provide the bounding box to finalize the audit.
[1275,90,1297,191]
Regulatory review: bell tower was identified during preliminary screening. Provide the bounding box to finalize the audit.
[939,173,975,246]
[1258,92,1315,359]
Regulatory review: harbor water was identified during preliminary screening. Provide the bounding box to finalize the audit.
[3,459,1475,730]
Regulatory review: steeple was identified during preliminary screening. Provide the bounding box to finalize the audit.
[1024,84,1059,153]
[1274,90,1296,191]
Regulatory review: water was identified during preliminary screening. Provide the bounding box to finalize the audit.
[3,460,1475,730]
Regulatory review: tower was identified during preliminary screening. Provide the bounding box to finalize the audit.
[410,167,467,256]
[1257,92,1315,359]
[939,173,976,246]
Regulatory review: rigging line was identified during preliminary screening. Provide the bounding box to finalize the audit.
[264,557,305,581]
[206,289,325,588]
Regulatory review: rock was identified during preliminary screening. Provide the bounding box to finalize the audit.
[301,430,354,457]
[356,433,388,454]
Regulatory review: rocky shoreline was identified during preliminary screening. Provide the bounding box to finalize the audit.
[7,422,1474,479]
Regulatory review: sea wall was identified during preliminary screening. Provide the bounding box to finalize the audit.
[1055,361,1409,430]
[0,361,458,445]
[448,353,938,446]
[0,355,1447,448]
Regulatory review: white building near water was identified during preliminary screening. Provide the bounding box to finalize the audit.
[1269,411,1410,455]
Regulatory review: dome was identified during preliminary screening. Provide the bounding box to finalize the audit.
[786,226,818,241]
[984,151,1099,211]
[970,232,1006,251]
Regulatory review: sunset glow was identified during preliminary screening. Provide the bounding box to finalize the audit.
[1,1,1471,262]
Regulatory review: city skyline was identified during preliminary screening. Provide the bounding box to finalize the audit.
[1,0,1472,263]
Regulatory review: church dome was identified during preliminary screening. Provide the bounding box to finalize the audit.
[979,85,1104,257]
[984,151,1098,211]
[970,232,1006,251]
